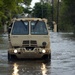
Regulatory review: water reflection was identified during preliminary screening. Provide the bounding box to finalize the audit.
[41,63,47,75]
[9,60,51,75]
[12,63,19,75]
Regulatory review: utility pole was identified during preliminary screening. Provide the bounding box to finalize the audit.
[57,0,60,32]
[57,0,59,32]
[51,0,54,31]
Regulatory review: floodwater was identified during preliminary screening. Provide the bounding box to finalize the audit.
[0,32,75,75]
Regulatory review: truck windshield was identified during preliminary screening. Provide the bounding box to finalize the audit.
[31,21,48,35]
[12,21,29,35]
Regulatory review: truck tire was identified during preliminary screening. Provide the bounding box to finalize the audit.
[42,53,51,62]
[46,54,51,62]
[8,52,11,60]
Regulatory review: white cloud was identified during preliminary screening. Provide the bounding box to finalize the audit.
[30,0,40,8]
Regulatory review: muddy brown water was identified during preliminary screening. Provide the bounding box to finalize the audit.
[0,32,75,75]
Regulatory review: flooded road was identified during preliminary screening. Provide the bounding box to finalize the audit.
[0,32,75,75]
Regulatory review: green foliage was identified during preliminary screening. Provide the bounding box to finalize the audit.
[23,0,32,5]
[0,0,32,26]
[32,2,52,24]
[23,7,32,14]
[59,0,75,32]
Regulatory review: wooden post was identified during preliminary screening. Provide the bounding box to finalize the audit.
[4,24,7,33]
[53,21,57,32]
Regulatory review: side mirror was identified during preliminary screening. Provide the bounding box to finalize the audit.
[8,23,13,34]
[8,27,11,34]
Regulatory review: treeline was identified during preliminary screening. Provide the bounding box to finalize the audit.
[53,0,75,33]
[59,0,75,33]
[0,0,32,27]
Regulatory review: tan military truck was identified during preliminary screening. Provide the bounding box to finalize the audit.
[8,18,51,60]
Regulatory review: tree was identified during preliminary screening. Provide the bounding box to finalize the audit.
[32,2,52,25]
[59,0,75,33]
[0,0,32,27]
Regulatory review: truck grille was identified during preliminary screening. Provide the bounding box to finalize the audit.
[23,40,29,44]
[31,40,37,44]
[22,40,37,47]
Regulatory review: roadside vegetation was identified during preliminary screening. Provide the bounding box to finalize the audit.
[0,0,75,35]
[59,0,75,34]
[53,0,75,34]
[0,0,32,31]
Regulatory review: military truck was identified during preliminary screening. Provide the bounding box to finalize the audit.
[8,18,51,60]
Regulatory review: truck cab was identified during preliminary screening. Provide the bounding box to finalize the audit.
[8,18,51,60]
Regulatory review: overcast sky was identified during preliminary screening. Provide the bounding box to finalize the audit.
[30,0,40,8]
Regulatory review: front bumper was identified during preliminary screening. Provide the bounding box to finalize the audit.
[8,47,51,58]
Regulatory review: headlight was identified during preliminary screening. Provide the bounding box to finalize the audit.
[14,49,17,53]
[42,49,46,53]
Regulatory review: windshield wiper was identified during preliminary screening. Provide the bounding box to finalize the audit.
[33,20,39,29]
[20,20,27,30]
